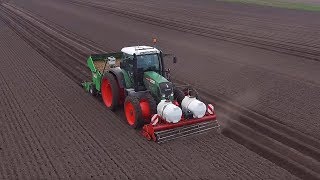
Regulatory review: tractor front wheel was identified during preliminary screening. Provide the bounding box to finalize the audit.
[124,96,144,129]
[101,73,119,111]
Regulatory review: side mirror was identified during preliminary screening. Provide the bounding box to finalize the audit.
[173,56,177,63]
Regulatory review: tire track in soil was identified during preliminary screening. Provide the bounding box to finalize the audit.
[0,2,312,180]
[139,0,320,43]
[12,68,127,178]
[171,74,320,179]
[0,4,90,83]
[0,14,127,180]
[66,0,320,62]
[7,60,103,179]
[0,31,61,179]
[0,24,129,180]
[87,0,320,48]
[0,74,54,179]
[0,22,132,179]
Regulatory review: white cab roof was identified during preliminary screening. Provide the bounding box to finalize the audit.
[121,46,160,55]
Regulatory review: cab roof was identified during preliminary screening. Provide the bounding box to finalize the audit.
[121,46,160,55]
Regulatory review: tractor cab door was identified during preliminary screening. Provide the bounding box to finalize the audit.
[120,53,135,89]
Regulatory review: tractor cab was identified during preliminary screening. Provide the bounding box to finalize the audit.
[120,46,165,92]
[120,46,163,73]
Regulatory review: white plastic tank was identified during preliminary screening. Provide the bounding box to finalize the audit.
[157,100,182,123]
[181,96,206,118]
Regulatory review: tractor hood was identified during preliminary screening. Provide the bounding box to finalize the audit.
[143,71,173,100]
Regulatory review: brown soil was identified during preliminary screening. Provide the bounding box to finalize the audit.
[0,13,297,180]
[1,0,320,179]
[15,0,320,139]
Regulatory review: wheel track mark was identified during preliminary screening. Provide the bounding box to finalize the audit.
[173,76,320,178]
[117,0,320,46]
[24,60,129,177]
[1,43,46,179]
[0,6,89,83]
[10,3,105,54]
[6,35,129,178]
[0,32,63,179]
[108,0,320,32]
[192,134,283,178]
[5,37,65,180]
[65,0,320,62]
[0,122,5,180]
[3,3,95,57]
[23,52,131,178]
[0,69,56,179]
[0,28,80,179]
[5,59,106,179]
[0,74,18,180]
[0,73,42,179]
[160,135,266,180]
[174,74,320,149]
[6,3,105,53]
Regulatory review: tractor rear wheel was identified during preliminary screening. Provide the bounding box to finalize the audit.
[101,73,119,111]
[124,96,144,129]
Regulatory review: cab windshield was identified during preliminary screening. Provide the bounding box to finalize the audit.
[136,54,160,72]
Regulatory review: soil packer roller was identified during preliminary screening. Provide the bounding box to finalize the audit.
[82,45,220,143]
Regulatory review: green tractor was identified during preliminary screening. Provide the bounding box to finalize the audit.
[82,45,219,143]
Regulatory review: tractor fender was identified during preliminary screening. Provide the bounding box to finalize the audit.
[109,67,125,88]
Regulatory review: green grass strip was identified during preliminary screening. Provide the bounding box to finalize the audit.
[220,0,320,12]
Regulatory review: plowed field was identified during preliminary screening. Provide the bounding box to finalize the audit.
[1,0,320,179]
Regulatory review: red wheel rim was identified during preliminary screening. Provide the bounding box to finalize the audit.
[140,99,151,121]
[101,78,113,107]
[125,101,136,125]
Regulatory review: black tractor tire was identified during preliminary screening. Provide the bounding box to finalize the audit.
[174,88,185,105]
[101,73,120,111]
[89,84,97,96]
[143,93,157,116]
[124,96,144,129]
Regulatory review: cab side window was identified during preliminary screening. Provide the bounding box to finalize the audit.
[121,53,134,70]
[120,53,135,89]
